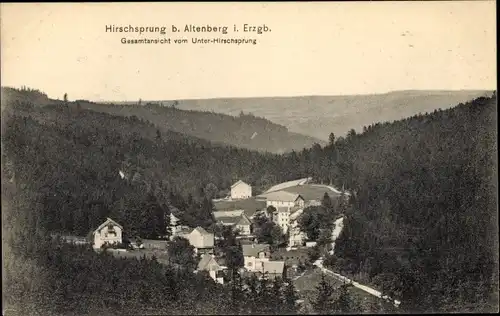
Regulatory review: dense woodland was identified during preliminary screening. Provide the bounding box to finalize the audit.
[2,87,498,313]
[72,96,323,153]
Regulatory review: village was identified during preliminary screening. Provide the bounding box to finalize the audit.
[53,178,349,288]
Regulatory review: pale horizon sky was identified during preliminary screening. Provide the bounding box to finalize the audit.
[1,2,496,102]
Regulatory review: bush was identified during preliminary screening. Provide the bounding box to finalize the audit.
[307,246,321,264]
[323,254,337,269]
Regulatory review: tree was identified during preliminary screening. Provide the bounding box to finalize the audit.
[312,273,336,314]
[256,276,272,313]
[138,192,168,239]
[167,237,197,271]
[253,212,283,246]
[243,274,259,313]
[204,183,218,200]
[298,209,321,241]
[317,228,333,249]
[322,192,332,210]
[283,279,299,314]
[63,93,68,104]
[230,270,245,314]
[347,128,356,138]
[332,284,361,314]
[266,205,277,219]
[307,245,321,264]
[219,226,244,273]
[224,243,244,273]
[199,197,215,228]
[323,253,337,270]
[328,132,336,146]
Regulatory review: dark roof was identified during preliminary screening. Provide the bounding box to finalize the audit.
[262,261,285,274]
[242,244,270,257]
[216,213,252,226]
[231,180,251,189]
[197,254,222,271]
[217,216,239,225]
[257,191,303,202]
[236,215,252,226]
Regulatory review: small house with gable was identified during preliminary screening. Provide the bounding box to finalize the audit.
[197,254,226,284]
[214,210,253,236]
[242,243,271,272]
[187,226,215,255]
[90,217,123,249]
[257,261,286,280]
[230,180,252,200]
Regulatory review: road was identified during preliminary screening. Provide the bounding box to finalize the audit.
[313,258,401,307]
[329,217,344,255]
[316,215,401,307]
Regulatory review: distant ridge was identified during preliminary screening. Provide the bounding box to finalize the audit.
[128,89,493,140]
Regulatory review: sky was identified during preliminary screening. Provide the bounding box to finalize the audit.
[1,1,496,101]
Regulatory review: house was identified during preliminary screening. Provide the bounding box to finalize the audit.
[258,261,286,280]
[258,191,305,209]
[230,180,252,200]
[234,214,252,236]
[197,254,226,284]
[242,243,271,272]
[187,226,215,255]
[90,218,123,249]
[213,210,253,236]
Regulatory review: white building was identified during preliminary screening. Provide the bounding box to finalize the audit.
[271,207,292,233]
[186,226,215,255]
[230,180,252,200]
[260,191,305,209]
[242,243,271,272]
[90,218,123,249]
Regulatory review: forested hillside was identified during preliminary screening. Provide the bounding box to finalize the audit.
[71,98,325,154]
[2,88,498,313]
[326,94,498,312]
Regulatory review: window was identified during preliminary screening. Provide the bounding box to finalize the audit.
[247,262,253,267]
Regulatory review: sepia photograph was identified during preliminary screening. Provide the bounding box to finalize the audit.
[1,1,497,315]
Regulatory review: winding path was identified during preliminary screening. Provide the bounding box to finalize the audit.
[317,216,401,307]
